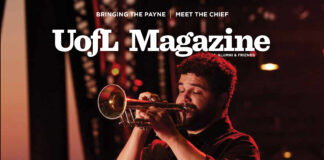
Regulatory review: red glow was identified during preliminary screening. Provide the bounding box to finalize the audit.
[132,86,138,92]
[250,51,257,57]
[134,79,143,86]
[168,18,176,28]
[322,48,324,55]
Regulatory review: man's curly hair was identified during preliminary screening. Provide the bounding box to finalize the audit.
[177,52,237,109]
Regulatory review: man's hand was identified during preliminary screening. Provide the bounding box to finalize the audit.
[136,92,160,120]
[118,91,208,160]
[138,92,181,142]
[136,93,207,160]
[117,92,162,160]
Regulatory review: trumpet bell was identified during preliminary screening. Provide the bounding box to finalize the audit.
[97,84,127,119]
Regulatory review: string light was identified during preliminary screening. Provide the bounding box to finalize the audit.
[260,63,279,71]
[73,0,99,99]
[132,86,139,92]
[134,79,143,86]
[157,20,167,100]
[111,63,120,76]
[111,67,120,76]
[283,151,292,159]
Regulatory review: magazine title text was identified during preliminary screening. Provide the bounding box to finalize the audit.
[53,28,270,57]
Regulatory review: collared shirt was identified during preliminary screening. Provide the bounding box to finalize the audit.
[141,117,260,160]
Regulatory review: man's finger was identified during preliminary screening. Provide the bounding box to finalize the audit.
[149,94,161,102]
[147,106,160,112]
[139,111,151,120]
[139,92,153,100]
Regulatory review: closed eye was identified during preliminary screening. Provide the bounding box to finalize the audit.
[193,91,202,95]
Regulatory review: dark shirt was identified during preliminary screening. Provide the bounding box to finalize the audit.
[141,117,260,160]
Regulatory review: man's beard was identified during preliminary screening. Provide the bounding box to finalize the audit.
[181,103,221,131]
[181,110,211,131]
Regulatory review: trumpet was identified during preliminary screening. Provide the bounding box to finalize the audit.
[97,84,196,127]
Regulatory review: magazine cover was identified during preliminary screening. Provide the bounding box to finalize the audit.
[1,0,324,160]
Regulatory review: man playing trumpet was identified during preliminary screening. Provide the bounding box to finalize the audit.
[117,52,260,160]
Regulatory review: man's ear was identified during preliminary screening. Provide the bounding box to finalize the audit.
[218,92,228,108]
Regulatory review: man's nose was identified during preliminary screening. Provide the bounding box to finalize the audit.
[181,91,192,103]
